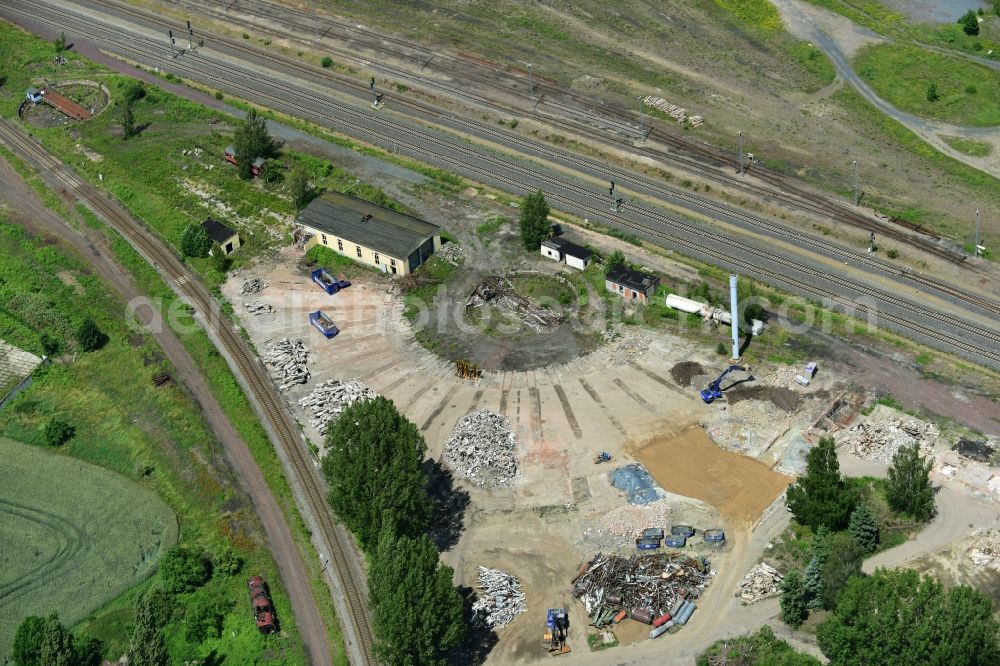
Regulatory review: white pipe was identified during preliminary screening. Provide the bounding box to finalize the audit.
[665,294,703,313]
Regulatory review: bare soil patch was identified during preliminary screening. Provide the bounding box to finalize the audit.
[636,427,791,525]
[671,361,704,386]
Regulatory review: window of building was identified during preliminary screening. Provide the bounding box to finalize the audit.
[356,245,362,258]
[321,234,328,245]
[632,291,639,300]
[390,258,396,266]
[618,284,624,293]
[337,239,343,251]
[374,252,380,265]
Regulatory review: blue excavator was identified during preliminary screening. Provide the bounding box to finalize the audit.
[699,365,746,404]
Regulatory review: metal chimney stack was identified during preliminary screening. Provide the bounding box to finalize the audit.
[729,274,739,360]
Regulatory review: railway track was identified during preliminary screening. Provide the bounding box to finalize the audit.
[82,0,999,317]
[150,0,973,265]
[7,0,999,369]
[0,119,376,665]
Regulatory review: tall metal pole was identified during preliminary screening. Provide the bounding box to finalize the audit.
[729,275,740,360]
[852,160,859,207]
[738,130,744,176]
[638,96,645,143]
[527,63,534,108]
[975,209,981,255]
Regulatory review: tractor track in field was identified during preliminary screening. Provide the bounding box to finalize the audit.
[0,119,372,665]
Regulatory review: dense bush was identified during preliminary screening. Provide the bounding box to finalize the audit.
[180,224,212,258]
[159,545,211,593]
[76,318,106,352]
[42,417,75,446]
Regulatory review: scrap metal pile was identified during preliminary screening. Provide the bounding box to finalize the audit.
[240,276,269,295]
[244,300,274,314]
[444,410,517,489]
[572,552,712,623]
[299,379,377,435]
[466,275,564,332]
[840,412,939,464]
[471,567,526,630]
[264,338,309,390]
[735,563,783,603]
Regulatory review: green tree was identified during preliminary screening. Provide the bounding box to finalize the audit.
[848,503,879,553]
[233,108,275,180]
[820,532,865,610]
[818,569,1000,665]
[76,317,105,352]
[210,243,229,273]
[518,189,551,250]
[159,545,211,593]
[959,10,980,36]
[127,592,169,666]
[42,417,75,446]
[886,443,935,521]
[803,555,824,610]
[54,32,67,52]
[121,101,135,140]
[182,594,226,643]
[369,526,466,665]
[121,80,146,104]
[39,614,75,666]
[786,436,855,531]
[995,0,1000,17]
[604,249,625,274]
[12,615,46,666]
[288,166,311,212]
[780,569,808,628]
[322,396,431,551]
[926,82,940,102]
[180,223,212,258]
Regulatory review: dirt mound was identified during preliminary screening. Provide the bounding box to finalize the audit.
[726,385,801,412]
[670,361,704,386]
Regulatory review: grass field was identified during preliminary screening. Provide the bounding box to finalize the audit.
[0,214,311,662]
[0,437,177,656]
[854,43,1000,126]
[941,134,994,157]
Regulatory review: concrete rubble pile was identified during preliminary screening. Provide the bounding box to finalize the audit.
[263,338,309,390]
[437,242,466,265]
[840,414,939,464]
[299,379,377,435]
[244,300,274,314]
[581,499,671,551]
[606,328,650,366]
[444,410,517,489]
[471,566,526,630]
[240,276,269,295]
[572,552,713,622]
[735,563,783,603]
[967,530,1000,567]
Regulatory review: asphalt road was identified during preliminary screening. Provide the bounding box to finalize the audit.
[0,144,333,664]
[6,0,999,372]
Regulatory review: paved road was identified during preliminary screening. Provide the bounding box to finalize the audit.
[5,0,998,372]
[772,0,1000,178]
[0,129,334,665]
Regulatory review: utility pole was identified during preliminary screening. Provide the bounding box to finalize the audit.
[729,275,740,360]
[187,20,193,51]
[852,159,859,207]
[975,209,981,256]
[738,130,744,176]
[638,96,646,143]
[527,63,537,110]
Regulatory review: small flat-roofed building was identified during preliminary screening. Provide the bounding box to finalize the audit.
[201,217,241,255]
[540,237,593,270]
[26,88,43,104]
[297,192,441,275]
[605,265,660,303]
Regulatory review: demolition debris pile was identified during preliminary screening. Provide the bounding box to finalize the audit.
[240,276,269,295]
[466,275,564,333]
[444,410,517,489]
[471,567,526,630]
[264,338,309,390]
[735,563,783,603]
[572,552,713,624]
[437,242,466,266]
[605,328,651,366]
[840,413,939,464]
[299,379,377,435]
[245,300,274,314]
[967,530,1000,568]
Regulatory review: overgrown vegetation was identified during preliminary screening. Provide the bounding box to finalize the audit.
[698,626,820,665]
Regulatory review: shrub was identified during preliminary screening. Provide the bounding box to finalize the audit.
[76,318,106,351]
[321,56,333,68]
[43,417,75,446]
[159,545,211,593]
[181,223,212,258]
[213,545,244,577]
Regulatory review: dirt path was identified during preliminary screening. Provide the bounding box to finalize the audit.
[0,155,333,665]
[837,452,1000,575]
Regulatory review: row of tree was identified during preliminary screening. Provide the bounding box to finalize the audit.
[322,397,466,664]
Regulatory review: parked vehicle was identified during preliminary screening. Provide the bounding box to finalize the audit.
[247,576,277,634]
